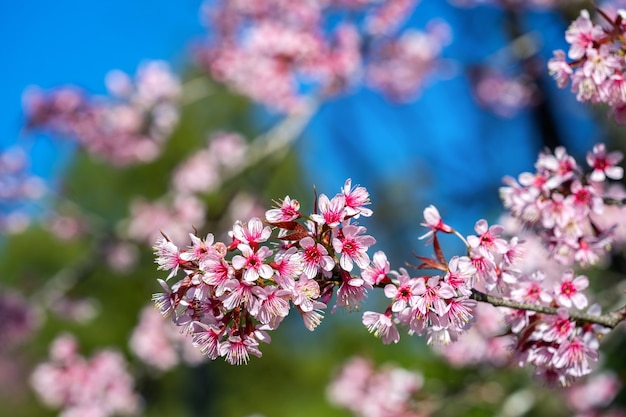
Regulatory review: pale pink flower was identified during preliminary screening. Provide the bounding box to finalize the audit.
[310,194,346,227]
[541,308,575,343]
[552,336,598,377]
[384,269,424,312]
[265,196,301,222]
[467,219,508,258]
[548,50,573,89]
[332,224,376,271]
[299,236,336,278]
[272,246,303,288]
[361,250,390,285]
[362,311,400,344]
[554,270,589,309]
[414,276,454,316]
[153,236,186,280]
[300,302,326,331]
[335,271,370,311]
[419,205,453,241]
[200,255,234,296]
[192,322,222,360]
[341,179,373,218]
[231,217,272,245]
[152,279,176,318]
[445,297,476,329]
[291,276,321,312]
[252,286,291,327]
[231,244,274,282]
[586,143,624,182]
[565,10,604,60]
[219,335,262,365]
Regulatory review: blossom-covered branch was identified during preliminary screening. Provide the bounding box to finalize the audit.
[152,142,626,386]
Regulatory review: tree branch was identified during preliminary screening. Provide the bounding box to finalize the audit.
[470,289,626,329]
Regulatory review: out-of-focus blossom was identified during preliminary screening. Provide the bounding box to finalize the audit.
[125,194,206,246]
[129,305,206,371]
[0,147,46,233]
[0,289,40,351]
[30,334,142,417]
[171,131,248,195]
[471,69,539,117]
[196,0,449,113]
[367,22,451,102]
[327,356,424,417]
[23,61,181,165]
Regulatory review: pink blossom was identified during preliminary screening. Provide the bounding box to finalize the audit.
[341,178,373,218]
[231,217,272,245]
[362,311,400,344]
[361,250,390,285]
[231,244,274,282]
[548,50,573,88]
[265,196,301,222]
[299,236,335,278]
[310,193,346,227]
[565,10,604,60]
[219,335,262,365]
[587,143,624,182]
[252,286,291,327]
[332,224,376,271]
[552,336,598,377]
[419,204,453,241]
[384,269,424,312]
[554,270,589,309]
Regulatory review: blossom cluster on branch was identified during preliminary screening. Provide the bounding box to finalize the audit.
[153,142,626,386]
[549,6,626,123]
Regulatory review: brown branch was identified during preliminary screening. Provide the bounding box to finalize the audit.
[470,289,626,329]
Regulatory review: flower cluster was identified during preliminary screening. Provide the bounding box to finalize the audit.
[548,7,626,123]
[500,144,623,267]
[153,179,379,364]
[24,60,180,165]
[326,356,424,417]
[195,0,448,112]
[30,334,141,417]
[502,272,604,386]
[361,206,521,346]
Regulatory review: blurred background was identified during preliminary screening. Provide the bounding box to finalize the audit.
[2,1,626,416]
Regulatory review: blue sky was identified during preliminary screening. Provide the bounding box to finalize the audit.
[0,0,204,178]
